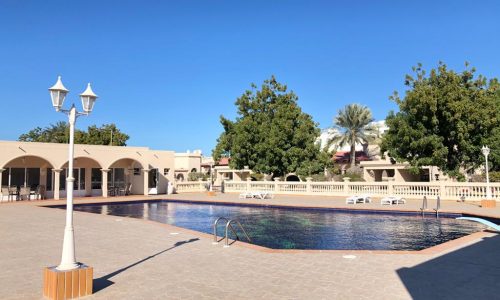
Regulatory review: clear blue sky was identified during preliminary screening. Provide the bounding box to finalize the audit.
[1,1,500,155]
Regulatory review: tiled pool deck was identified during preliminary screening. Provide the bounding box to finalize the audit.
[0,193,499,299]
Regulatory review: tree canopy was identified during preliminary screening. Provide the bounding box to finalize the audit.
[381,62,500,178]
[328,104,376,168]
[213,76,331,178]
[19,122,129,146]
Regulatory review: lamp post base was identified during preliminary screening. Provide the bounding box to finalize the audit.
[43,264,93,299]
[481,200,496,208]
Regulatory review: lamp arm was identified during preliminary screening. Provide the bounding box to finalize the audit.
[58,108,89,118]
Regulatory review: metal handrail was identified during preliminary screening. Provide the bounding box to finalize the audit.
[420,196,428,216]
[213,217,230,243]
[434,196,441,217]
[225,219,252,247]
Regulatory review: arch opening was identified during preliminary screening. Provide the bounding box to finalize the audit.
[1,155,55,200]
[176,173,185,182]
[58,157,104,197]
[107,158,145,196]
[285,174,301,182]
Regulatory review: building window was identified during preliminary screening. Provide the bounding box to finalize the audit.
[59,169,66,190]
[79,168,86,190]
[112,168,125,186]
[133,168,140,176]
[91,168,102,189]
[164,168,170,175]
[46,168,53,191]
[1,168,9,186]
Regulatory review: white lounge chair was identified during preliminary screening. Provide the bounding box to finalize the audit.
[251,191,273,199]
[239,192,254,199]
[381,196,406,205]
[257,191,274,199]
[240,191,274,200]
[346,195,371,204]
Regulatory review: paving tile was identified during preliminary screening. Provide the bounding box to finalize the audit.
[0,196,498,299]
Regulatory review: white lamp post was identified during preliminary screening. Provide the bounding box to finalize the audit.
[49,76,98,271]
[209,163,214,192]
[482,145,492,200]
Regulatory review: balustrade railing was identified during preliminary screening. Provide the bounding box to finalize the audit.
[175,181,206,192]
[179,180,500,201]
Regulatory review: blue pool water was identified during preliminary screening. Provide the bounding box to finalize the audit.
[70,200,486,250]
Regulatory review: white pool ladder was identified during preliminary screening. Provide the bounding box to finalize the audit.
[213,217,252,247]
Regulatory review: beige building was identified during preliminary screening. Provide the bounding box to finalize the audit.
[0,140,175,200]
[174,150,203,182]
[213,158,252,185]
[360,155,443,182]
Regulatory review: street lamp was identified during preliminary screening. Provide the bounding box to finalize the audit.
[482,145,491,200]
[210,163,214,192]
[49,76,98,271]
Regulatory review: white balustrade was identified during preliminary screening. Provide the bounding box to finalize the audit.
[175,181,206,192]
[175,180,500,201]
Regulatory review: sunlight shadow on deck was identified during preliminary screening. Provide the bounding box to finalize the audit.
[93,238,200,293]
[397,233,500,299]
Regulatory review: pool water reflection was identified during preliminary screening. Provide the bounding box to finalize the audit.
[72,201,485,250]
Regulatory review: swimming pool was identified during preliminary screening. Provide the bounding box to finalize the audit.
[69,200,486,250]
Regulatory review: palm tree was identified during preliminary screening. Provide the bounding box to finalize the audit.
[329,104,376,169]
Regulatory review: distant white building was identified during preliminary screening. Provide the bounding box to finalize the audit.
[318,120,387,152]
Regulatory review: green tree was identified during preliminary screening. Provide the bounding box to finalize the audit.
[19,122,129,146]
[85,124,129,146]
[327,104,376,168]
[213,76,331,178]
[483,88,500,171]
[19,121,86,144]
[380,62,500,178]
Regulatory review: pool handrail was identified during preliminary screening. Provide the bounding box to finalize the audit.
[420,196,428,216]
[434,196,441,217]
[225,219,252,247]
[457,217,500,231]
[213,217,230,243]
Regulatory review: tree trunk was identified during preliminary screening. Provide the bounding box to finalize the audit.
[350,143,356,169]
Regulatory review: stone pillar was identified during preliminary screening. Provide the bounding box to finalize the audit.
[306,177,313,194]
[101,169,110,198]
[143,169,149,196]
[387,177,394,195]
[343,177,351,195]
[246,177,251,191]
[85,168,92,196]
[274,177,280,193]
[439,179,446,199]
[53,169,62,200]
[0,169,4,201]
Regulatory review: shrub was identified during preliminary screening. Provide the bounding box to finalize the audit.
[469,174,484,182]
[188,172,208,181]
[343,173,365,182]
[310,173,327,182]
[250,173,265,181]
[487,171,500,182]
